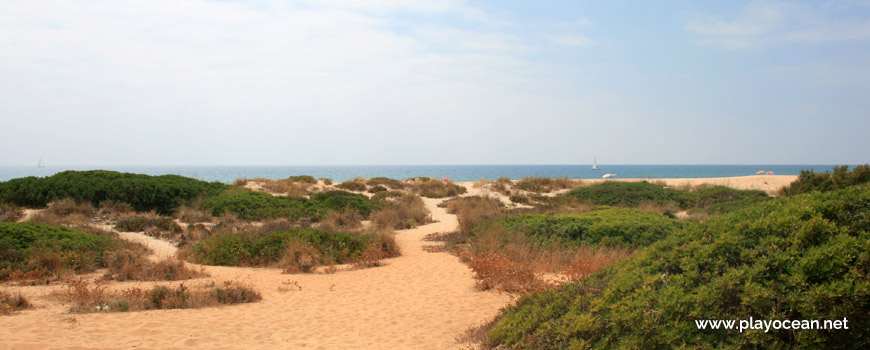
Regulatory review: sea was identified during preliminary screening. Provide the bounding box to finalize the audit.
[0,165,846,183]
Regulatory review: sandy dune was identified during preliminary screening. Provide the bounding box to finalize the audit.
[1,197,510,350]
[1,175,798,349]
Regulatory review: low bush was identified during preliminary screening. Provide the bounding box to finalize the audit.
[103,249,206,281]
[0,290,31,315]
[407,178,467,198]
[442,196,504,235]
[115,214,182,233]
[203,189,379,221]
[190,228,371,267]
[0,170,226,215]
[309,191,380,217]
[509,195,530,204]
[249,177,310,196]
[482,208,683,249]
[336,181,367,192]
[0,223,115,280]
[371,193,431,230]
[288,175,317,184]
[368,185,387,193]
[487,184,870,349]
[0,203,23,222]
[781,164,870,196]
[688,186,770,215]
[366,177,406,190]
[58,279,260,313]
[567,181,690,208]
[203,189,311,220]
[515,177,576,193]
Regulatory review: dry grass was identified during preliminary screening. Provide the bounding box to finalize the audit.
[406,177,467,198]
[233,177,249,186]
[468,253,550,294]
[514,177,578,193]
[370,193,431,230]
[365,177,407,190]
[176,197,213,224]
[56,279,260,313]
[0,289,32,315]
[443,196,504,235]
[103,249,207,281]
[25,199,96,226]
[563,247,632,281]
[336,180,367,192]
[280,240,320,273]
[317,210,363,232]
[251,177,311,196]
[96,200,132,221]
[0,203,23,222]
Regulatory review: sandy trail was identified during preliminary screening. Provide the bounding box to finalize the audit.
[1,197,510,350]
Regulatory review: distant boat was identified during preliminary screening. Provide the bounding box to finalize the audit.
[37,159,45,168]
[592,158,600,170]
[602,173,615,179]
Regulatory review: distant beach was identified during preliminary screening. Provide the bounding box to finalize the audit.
[0,164,838,183]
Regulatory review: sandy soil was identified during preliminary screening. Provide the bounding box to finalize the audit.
[0,198,510,350]
[1,175,798,349]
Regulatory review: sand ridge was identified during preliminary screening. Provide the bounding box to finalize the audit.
[0,197,510,350]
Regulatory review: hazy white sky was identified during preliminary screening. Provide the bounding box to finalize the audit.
[1,0,868,165]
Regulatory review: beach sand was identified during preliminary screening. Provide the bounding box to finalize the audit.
[0,175,797,349]
[1,197,510,350]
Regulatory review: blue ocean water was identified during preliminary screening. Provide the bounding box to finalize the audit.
[0,165,845,183]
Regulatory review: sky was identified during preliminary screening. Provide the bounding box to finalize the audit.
[1,0,869,166]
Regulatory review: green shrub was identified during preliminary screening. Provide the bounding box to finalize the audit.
[336,181,367,192]
[203,189,312,220]
[781,164,870,196]
[203,189,379,221]
[190,228,371,267]
[309,191,380,217]
[402,177,467,198]
[115,215,182,233]
[366,177,406,190]
[288,175,316,184]
[0,171,226,215]
[488,185,870,349]
[479,208,683,249]
[0,222,115,279]
[567,181,690,208]
[509,195,530,204]
[368,185,387,193]
[688,186,770,215]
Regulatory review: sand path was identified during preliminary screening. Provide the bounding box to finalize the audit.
[1,197,510,350]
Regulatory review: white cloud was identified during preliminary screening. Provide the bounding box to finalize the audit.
[0,0,602,165]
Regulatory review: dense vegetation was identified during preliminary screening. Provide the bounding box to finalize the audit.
[567,181,689,207]
[479,208,684,249]
[487,185,870,349]
[781,164,870,196]
[0,222,115,280]
[0,170,226,215]
[203,189,379,221]
[190,228,372,267]
[566,181,770,215]
[689,186,770,215]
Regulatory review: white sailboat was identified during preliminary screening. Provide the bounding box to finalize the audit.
[37,159,45,168]
[592,158,600,170]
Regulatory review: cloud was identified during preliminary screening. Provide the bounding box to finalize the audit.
[685,1,870,49]
[0,0,603,165]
